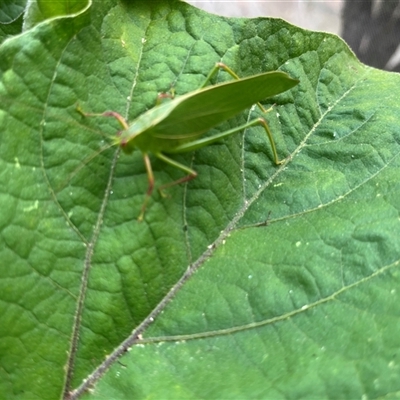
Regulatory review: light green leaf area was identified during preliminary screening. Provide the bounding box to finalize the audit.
[1,1,400,399]
[23,0,90,31]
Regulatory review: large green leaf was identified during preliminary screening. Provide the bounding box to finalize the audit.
[1,1,400,399]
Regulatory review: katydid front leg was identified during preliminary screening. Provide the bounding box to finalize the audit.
[78,109,198,221]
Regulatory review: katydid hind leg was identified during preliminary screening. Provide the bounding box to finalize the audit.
[257,117,282,165]
[200,62,240,88]
[170,117,283,165]
[200,63,268,113]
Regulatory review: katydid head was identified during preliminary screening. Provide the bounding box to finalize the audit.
[116,100,179,155]
[116,122,143,154]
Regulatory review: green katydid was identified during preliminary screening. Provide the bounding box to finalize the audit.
[79,62,299,220]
